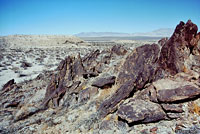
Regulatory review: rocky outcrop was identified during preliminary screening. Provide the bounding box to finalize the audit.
[41,54,85,108]
[0,20,200,134]
[111,45,127,56]
[1,79,15,92]
[159,20,200,75]
[158,37,168,46]
[99,44,160,117]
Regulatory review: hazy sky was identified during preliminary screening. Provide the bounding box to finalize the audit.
[0,0,199,35]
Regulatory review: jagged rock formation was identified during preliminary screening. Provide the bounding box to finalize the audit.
[159,20,200,74]
[0,20,200,134]
[99,44,161,118]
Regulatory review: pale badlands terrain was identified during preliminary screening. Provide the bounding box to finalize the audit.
[0,20,200,134]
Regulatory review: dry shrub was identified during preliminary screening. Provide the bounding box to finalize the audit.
[104,114,111,121]
[183,65,188,73]
[193,103,200,115]
[189,102,200,115]
[97,84,120,102]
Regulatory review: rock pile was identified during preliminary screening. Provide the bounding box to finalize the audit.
[0,20,200,133]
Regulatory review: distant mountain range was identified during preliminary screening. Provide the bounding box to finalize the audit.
[75,28,174,37]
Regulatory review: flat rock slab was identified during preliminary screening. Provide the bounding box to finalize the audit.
[153,78,200,103]
[92,76,116,89]
[117,99,166,123]
[161,104,183,113]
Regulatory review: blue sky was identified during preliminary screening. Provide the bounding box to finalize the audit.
[0,0,199,35]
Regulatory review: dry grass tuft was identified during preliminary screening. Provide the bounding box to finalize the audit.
[97,84,120,101]
[189,102,200,115]
[183,65,189,73]
[193,103,200,115]
[81,85,87,90]
[104,114,111,121]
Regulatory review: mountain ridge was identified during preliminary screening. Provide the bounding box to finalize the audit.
[75,28,174,37]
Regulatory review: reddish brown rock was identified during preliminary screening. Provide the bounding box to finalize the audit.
[111,45,127,55]
[92,76,116,89]
[1,79,15,91]
[72,53,86,80]
[133,85,158,103]
[153,78,200,103]
[150,127,158,132]
[0,79,16,96]
[117,99,166,123]
[117,44,160,87]
[42,54,85,108]
[82,49,100,68]
[158,37,168,46]
[99,81,134,118]
[161,104,183,113]
[159,20,199,75]
[99,44,160,118]
[157,85,200,103]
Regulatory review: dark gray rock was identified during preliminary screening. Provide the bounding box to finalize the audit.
[92,76,116,89]
[99,44,160,118]
[117,99,166,123]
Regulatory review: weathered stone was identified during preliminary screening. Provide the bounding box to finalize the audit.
[78,88,90,103]
[111,45,127,55]
[153,78,200,103]
[150,127,158,132]
[14,105,40,121]
[78,87,99,103]
[132,85,158,103]
[159,20,199,75]
[72,53,86,79]
[1,79,15,91]
[82,49,100,67]
[98,50,112,64]
[117,99,166,123]
[174,70,199,81]
[167,113,183,119]
[42,80,80,108]
[158,37,168,46]
[89,87,99,97]
[20,61,32,68]
[92,76,116,89]
[99,120,113,130]
[161,104,183,113]
[117,44,160,87]
[4,100,20,108]
[157,85,200,103]
[99,81,134,118]
[99,44,160,118]
[42,54,85,108]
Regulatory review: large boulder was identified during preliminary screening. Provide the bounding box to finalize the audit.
[99,44,160,118]
[159,20,199,75]
[153,78,200,103]
[92,76,116,89]
[117,99,166,124]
